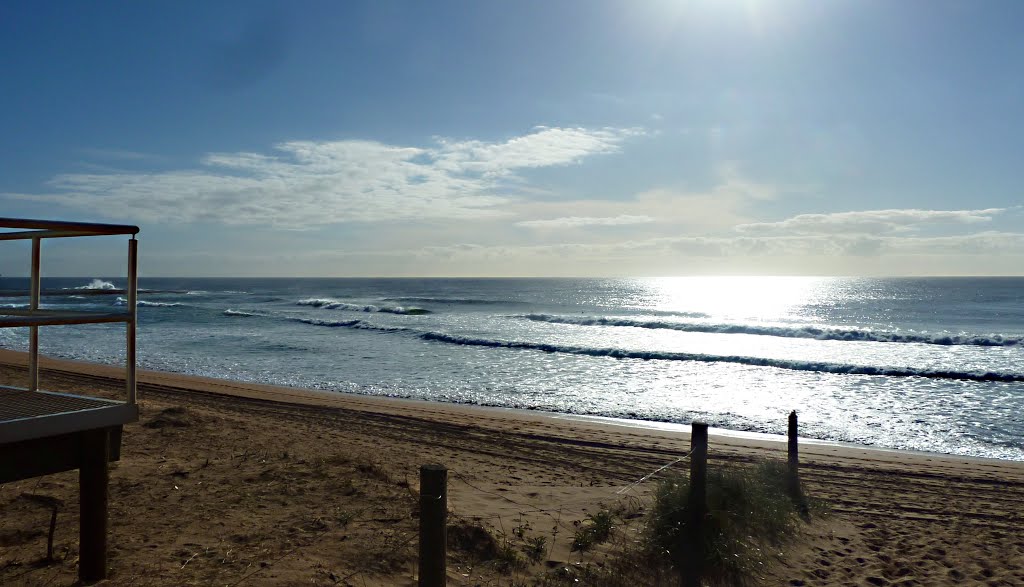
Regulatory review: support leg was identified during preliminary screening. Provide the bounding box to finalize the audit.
[79,428,109,582]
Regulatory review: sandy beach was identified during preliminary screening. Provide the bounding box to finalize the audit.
[2,348,1023,586]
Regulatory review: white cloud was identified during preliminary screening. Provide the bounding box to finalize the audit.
[516,215,655,229]
[510,164,778,231]
[79,148,167,162]
[736,208,1005,235]
[414,231,1024,261]
[435,126,642,178]
[6,127,642,228]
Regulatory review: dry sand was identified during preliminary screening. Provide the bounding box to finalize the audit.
[2,349,1024,586]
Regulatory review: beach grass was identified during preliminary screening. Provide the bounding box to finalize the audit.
[647,459,805,585]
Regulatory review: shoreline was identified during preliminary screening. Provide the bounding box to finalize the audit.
[1,348,1020,469]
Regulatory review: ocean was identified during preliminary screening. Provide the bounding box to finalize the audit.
[2,276,1023,460]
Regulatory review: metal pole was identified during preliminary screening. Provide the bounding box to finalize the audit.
[29,236,41,391]
[418,464,447,587]
[126,238,138,404]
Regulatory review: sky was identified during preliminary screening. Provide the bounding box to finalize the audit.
[1,0,1023,277]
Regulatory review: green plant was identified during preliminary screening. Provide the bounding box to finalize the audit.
[494,538,526,573]
[571,509,615,551]
[523,535,547,563]
[647,459,802,586]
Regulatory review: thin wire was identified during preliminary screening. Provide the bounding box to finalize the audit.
[615,450,691,495]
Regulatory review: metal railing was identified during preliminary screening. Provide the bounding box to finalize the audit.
[0,218,139,405]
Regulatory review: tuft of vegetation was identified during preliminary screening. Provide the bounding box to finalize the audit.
[448,521,500,562]
[571,509,616,552]
[143,406,197,429]
[523,535,547,563]
[647,459,804,586]
[493,537,527,572]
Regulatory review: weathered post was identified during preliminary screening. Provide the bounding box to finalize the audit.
[685,422,709,587]
[788,411,801,499]
[419,464,448,587]
[79,427,109,582]
[689,422,708,513]
[788,411,798,469]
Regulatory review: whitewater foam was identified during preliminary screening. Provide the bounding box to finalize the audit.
[114,297,183,308]
[74,279,117,290]
[291,317,412,333]
[520,314,1023,347]
[383,296,525,306]
[223,309,266,317]
[416,331,1024,383]
[296,298,431,315]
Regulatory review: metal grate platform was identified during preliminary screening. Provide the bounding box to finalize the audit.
[0,386,138,444]
[0,388,121,422]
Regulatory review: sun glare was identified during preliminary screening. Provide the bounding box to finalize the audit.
[638,276,829,320]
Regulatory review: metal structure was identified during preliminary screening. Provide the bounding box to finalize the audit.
[0,217,140,581]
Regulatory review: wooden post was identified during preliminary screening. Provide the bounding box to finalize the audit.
[685,422,709,587]
[788,411,801,500]
[419,464,447,587]
[79,428,109,582]
[788,411,798,468]
[689,422,708,512]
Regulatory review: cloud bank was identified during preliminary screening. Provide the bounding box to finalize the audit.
[6,127,642,227]
[736,208,1005,235]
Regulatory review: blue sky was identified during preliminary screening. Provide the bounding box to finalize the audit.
[2,0,1023,276]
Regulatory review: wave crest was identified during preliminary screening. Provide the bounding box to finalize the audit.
[223,309,263,317]
[419,331,1024,383]
[75,279,117,290]
[383,296,524,306]
[296,298,431,315]
[114,297,182,308]
[291,317,412,333]
[520,314,1023,347]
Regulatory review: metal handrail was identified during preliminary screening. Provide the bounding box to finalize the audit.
[0,218,139,238]
[0,219,138,405]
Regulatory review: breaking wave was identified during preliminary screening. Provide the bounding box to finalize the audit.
[223,309,267,317]
[74,279,117,290]
[289,314,1024,383]
[383,296,526,306]
[418,332,1024,383]
[520,314,1023,347]
[296,298,431,315]
[114,297,182,308]
[290,317,412,333]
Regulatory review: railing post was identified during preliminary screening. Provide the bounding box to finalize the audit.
[28,236,41,391]
[126,238,138,405]
[686,422,708,587]
[419,464,447,587]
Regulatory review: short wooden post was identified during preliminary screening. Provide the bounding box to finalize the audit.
[79,428,109,582]
[685,422,709,587]
[419,464,447,587]
[788,411,801,499]
[788,411,798,468]
[689,422,708,512]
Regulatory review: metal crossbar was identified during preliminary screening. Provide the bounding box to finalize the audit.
[0,218,139,239]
